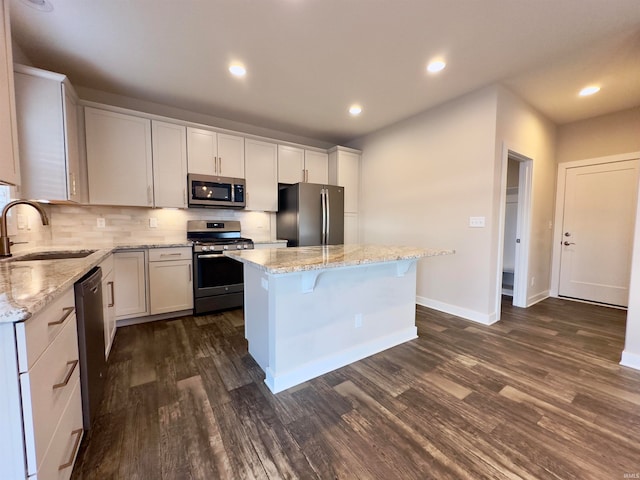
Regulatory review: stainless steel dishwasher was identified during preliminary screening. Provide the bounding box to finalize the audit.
[74,267,106,430]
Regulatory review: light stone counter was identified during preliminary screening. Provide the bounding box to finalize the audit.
[225,244,453,274]
[0,242,192,324]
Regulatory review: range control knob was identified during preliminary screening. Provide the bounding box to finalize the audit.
[202,246,209,252]
[237,245,243,249]
[223,245,229,250]
[244,245,249,249]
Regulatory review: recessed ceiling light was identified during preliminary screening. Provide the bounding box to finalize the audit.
[229,64,246,77]
[579,85,600,96]
[427,60,446,73]
[18,0,53,11]
[349,105,362,116]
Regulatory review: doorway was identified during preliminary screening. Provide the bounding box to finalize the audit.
[553,155,640,307]
[497,148,533,318]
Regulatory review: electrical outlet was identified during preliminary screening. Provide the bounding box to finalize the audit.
[354,313,363,328]
[469,216,486,228]
[530,276,535,287]
[17,214,26,230]
[97,218,106,228]
[149,218,158,228]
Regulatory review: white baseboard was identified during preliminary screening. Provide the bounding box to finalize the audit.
[116,309,193,327]
[527,290,550,307]
[620,350,640,371]
[416,296,498,325]
[264,327,418,394]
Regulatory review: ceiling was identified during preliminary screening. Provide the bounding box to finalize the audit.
[9,0,640,145]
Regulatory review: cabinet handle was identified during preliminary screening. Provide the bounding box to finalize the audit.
[219,157,222,173]
[69,172,77,196]
[188,263,192,282]
[48,306,75,327]
[214,156,218,174]
[58,428,83,471]
[160,253,182,257]
[147,185,153,205]
[53,359,79,390]
[183,188,187,205]
[108,280,115,307]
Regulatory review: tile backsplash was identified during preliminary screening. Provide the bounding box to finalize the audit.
[7,203,276,253]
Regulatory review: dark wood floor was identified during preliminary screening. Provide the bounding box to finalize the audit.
[71,297,640,480]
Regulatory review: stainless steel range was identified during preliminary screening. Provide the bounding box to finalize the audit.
[187,220,254,315]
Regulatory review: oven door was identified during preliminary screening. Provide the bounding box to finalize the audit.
[193,251,244,298]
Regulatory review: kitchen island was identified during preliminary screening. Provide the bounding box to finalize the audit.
[225,244,453,393]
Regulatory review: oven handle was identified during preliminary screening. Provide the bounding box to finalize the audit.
[196,253,225,259]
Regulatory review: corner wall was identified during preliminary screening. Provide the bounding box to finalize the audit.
[495,86,557,308]
[351,87,500,323]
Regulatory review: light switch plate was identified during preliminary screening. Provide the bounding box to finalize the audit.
[97,218,106,228]
[469,216,486,228]
[149,218,158,228]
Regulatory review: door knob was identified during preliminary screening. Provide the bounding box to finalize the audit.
[564,232,571,237]
[563,241,575,246]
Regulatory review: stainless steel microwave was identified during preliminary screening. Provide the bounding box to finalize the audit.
[187,174,245,208]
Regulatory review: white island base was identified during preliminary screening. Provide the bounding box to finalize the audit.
[242,259,419,393]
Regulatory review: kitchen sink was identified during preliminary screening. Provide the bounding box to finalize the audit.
[13,250,97,261]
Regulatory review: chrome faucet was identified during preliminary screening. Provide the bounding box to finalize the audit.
[0,200,50,257]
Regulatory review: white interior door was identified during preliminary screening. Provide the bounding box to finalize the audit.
[559,159,640,306]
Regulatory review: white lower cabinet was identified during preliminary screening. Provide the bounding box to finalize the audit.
[114,250,148,320]
[100,254,116,358]
[0,286,83,480]
[148,247,193,315]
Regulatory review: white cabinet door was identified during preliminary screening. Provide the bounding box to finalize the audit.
[0,0,19,186]
[305,150,328,184]
[245,139,278,211]
[14,66,82,202]
[114,251,148,319]
[329,147,360,213]
[186,127,216,175]
[217,133,245,178]
[187,128,244,178]
[278,145,304,184]
[149,259,193,315]
[152,121,187,208]
[100,255,116,358]
[85,107,153,207]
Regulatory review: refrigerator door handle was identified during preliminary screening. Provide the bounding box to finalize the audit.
[321,188,327,245]
[325,189,331,243]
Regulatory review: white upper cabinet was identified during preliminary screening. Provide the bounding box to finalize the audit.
[245,139,278,211]
[151,120,187,208]
[304,150,329,184]
[14,65,82,202]
[85,107,153,207]
[277,145,304,184]
[329,146,360,213]
[278,145,328,185]
[0,1,19,186]
[186,127,244,178]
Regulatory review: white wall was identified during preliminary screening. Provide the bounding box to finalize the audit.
[352,87,500,323]
[495,87,557,307]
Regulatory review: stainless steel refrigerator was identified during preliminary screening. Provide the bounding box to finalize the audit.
[277,183,344,246]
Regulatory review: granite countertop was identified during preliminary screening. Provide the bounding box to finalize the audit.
[0,243,192,324]
[225,244,454,275]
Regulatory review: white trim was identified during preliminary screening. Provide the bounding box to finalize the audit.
[264,327,418,393]
[417,296,499,325]
[115,309,193,327]
[526,290,550,307]
[620,350,640,371]
[551,151,640,296]
[495,144,534,317]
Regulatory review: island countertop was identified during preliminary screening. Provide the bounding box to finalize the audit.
[225,244,454,275]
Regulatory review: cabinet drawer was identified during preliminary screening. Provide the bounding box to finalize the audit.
[34,379,83,480]
[16,287,75,372]
[21,316,80,475]
[148,246,191,262]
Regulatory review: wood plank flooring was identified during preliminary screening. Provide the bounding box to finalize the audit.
[71,298,640,479]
